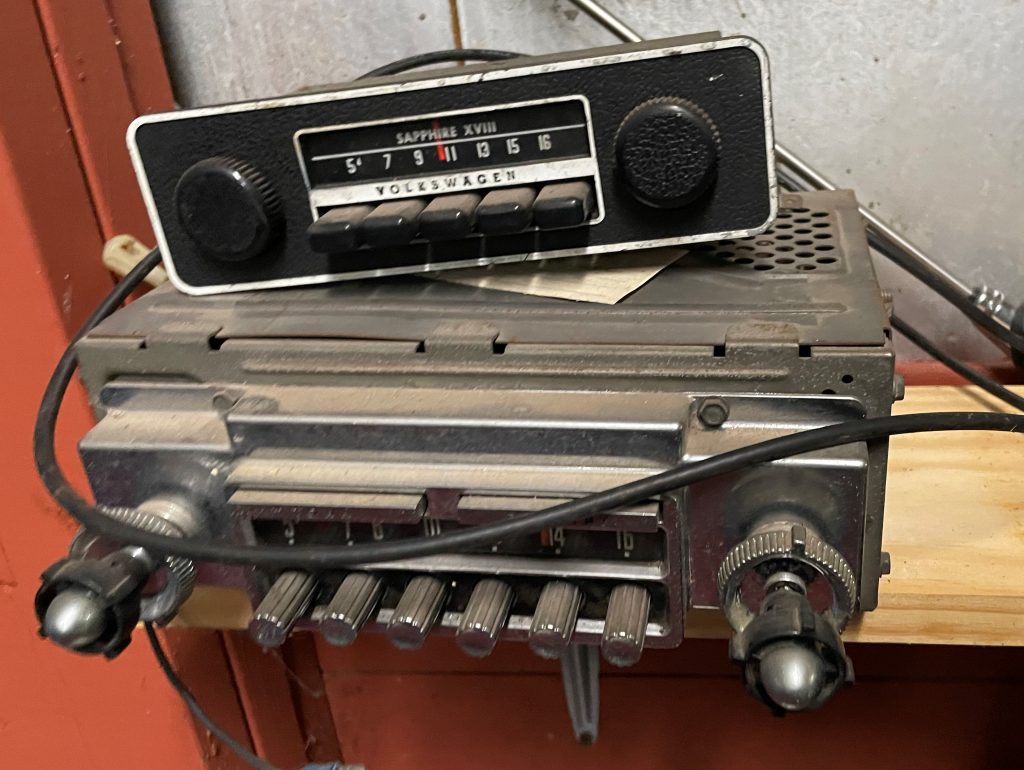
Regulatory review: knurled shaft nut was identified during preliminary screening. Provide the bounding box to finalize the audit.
[104,501,199,622]
[717,524,857,626]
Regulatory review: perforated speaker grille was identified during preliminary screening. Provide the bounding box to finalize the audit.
[689,207,842,273]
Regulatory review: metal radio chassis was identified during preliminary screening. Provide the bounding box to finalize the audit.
[67,189,894,724]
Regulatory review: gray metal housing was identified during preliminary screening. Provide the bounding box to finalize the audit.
[74,189,894,651]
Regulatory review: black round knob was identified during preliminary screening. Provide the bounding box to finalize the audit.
[174,157,282,262]
[615,98,720,208]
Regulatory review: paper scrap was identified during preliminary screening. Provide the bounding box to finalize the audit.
[431,247,685,304]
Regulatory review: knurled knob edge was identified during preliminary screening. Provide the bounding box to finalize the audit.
[717,526,857,628]
[614,96,722,152]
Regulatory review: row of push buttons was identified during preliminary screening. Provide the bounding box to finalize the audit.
[307,181,596,253]
[249,570,652,667]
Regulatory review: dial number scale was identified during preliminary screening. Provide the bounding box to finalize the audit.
[295,98,596,210]
[251,520,662,562]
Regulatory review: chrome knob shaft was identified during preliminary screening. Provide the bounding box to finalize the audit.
[600,583,651,667]
[386,575,447,650]
[529,581,582,659]
[456,579,514,658]
[249,571,317,648]
[321,572,384,646]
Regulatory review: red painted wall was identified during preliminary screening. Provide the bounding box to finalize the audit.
[0,3,229,768]
[0,95,207,770]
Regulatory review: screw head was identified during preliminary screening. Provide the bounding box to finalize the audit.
[697,397,729,428]
[212,391,237,413]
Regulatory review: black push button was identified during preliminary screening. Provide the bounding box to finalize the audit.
[307,205,372,253]
[419,193,481,240]
[361,199,426,247]
[533,181,596,229]
[476,188,537,235]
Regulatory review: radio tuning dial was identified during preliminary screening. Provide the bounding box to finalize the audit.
[174,157,282,262]
[615,98,720,209]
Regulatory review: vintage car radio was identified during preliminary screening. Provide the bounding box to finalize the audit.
[128,33,776,295]
[38,191,896,726]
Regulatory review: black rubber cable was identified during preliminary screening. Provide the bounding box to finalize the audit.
[870,233,1024,354]
[359,48,521,79]
[892,314,1024,411]
[145,623,282,770]
[33,252,1024,567]
[65,247,164,344]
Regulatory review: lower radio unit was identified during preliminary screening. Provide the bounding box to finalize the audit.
[37,191,896,733]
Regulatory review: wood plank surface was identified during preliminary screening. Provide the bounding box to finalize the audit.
[172,384,1024,646]
[854,384,1023,645]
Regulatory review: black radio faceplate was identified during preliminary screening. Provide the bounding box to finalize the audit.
[129,33,777,295]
